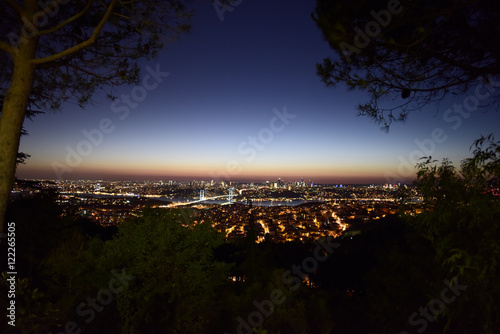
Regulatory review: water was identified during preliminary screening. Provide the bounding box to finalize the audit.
[64,193,318,207]
[163,198,315,207]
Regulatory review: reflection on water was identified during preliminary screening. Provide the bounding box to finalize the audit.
[66,193,319,207]
[164,198,314,207]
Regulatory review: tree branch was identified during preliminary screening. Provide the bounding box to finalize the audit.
[37,0,96,36]
[64,61,114,81]
[0,41,17,56]
[32,0,118,65]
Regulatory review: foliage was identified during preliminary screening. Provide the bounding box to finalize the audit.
[0,272,63,334]
[2,191,107,333]
[410,135,500,332]
[99,208,231,334]
[4,181,498,333]
[313,0,500,130]
[6,190,67,281]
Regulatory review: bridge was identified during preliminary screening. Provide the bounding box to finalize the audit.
[168,188,235,207]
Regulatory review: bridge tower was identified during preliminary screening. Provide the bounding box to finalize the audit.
[228,188,234,204]
[200,189,205,201]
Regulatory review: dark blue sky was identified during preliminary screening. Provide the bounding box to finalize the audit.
[17,0,500,184]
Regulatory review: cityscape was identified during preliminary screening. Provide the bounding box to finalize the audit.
[13,178,422,242]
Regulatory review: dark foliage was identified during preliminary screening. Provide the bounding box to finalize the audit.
[313,0,500,130]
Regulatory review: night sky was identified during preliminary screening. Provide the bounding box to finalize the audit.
[16,1,500,184]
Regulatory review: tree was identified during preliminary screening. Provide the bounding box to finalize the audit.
[410,136,500,333]
[313,0,500,130]
[0,0,192,234]
[0,94,36,166]
[98,208,231,333]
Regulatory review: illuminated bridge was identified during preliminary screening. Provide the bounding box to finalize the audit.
[168,188,235,207]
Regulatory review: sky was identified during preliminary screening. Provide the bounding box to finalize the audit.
[16,0,500,185]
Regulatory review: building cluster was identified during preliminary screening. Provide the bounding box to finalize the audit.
[12,179,424,241]
[188,197,423,242]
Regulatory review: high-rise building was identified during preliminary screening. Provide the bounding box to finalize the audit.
[278,178,284,187]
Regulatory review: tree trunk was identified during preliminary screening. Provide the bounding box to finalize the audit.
[0,36,37,235]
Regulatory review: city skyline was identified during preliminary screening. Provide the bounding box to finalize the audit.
[15,1,500,184]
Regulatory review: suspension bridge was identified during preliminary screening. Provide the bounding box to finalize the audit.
[168,188,235,207]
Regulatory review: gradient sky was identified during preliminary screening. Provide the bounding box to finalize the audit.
[16,1,500,184]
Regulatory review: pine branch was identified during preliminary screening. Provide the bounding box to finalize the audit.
[37,0,96,36]
[0,41,17,56]
[32,0,118,65]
